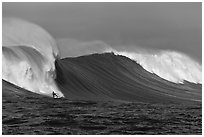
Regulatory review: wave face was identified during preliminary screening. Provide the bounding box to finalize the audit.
[55,53,201,103]
[2,18,64,97]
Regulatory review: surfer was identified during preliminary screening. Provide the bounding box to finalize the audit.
[52,91,58,98]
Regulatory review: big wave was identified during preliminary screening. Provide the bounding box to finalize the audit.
[55,52,201,103]
[2,18,64,97]
[2,18,201,101]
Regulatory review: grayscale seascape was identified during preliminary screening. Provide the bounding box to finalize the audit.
[2,2,202,135]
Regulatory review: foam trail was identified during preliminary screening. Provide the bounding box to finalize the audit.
[111,49,202,84]
[2,18,64,97]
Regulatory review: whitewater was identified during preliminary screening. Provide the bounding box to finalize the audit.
[111,50,202,84]
[2,18,64,97]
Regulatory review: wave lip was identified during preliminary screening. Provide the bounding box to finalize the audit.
[2,18,64,97]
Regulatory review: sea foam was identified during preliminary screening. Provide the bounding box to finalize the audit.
[2,18,64,97]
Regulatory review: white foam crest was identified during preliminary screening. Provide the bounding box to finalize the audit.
[3,18,64,97]
[112,49,202,84]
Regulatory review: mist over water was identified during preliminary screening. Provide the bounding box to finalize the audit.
[2,18,64,97]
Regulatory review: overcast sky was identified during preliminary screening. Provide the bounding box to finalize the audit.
[2,2,202,62]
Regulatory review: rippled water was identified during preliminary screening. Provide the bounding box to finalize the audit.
[2,94,201,135]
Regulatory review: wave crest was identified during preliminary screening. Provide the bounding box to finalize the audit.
[113,50,202,84]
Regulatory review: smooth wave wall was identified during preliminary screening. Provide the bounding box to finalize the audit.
[55,53,201,103]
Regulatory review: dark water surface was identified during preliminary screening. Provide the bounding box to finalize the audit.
[2,95,201,135]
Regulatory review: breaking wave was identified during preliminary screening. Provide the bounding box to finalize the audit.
[2,18,201,100]
[2,18,64,97]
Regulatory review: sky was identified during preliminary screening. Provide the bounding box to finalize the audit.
[2,2,202,62]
